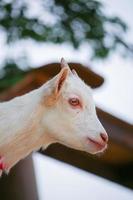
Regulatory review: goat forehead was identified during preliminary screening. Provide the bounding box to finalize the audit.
[64,76,93,100]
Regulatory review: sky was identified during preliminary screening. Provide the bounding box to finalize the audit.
[93,0,133,124]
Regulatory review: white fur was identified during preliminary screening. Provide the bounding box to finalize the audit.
[0,60,108,174]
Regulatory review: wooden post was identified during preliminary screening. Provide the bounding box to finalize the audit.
[0,155,38,200]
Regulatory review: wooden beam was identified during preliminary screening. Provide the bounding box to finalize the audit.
[42,144,133,188]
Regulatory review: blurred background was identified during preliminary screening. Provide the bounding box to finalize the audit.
[0,0,133,200]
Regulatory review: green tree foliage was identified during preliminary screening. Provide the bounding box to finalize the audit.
[0,0,132,91]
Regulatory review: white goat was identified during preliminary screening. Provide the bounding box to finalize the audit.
[0,58,108,176]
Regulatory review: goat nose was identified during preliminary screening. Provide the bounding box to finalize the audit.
[100,133,108,143]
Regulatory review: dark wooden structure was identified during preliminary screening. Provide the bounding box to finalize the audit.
[0,63,133,200]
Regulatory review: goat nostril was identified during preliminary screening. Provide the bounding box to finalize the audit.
[100,133,108,143]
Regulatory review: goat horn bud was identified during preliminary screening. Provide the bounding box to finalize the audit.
[61,58,70,69]
[72,69,78,76]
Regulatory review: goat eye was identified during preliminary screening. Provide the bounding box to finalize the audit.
[68,98,80,107]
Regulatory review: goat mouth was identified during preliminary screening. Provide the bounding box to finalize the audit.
[86,137,106,150]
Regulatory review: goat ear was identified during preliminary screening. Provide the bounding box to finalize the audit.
[55,67,69,96]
